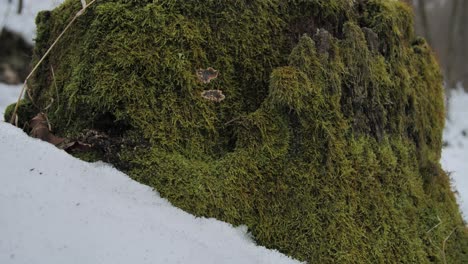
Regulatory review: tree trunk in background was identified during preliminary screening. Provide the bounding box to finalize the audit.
[461,0,468,91]
[0,28,32,84]
[445,0,460,89]
[17,0,23,14]
[411,0,468,100]
[417,0,432,45]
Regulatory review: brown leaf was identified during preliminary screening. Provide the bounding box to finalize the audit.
[201,89,225,102]
[196,67,218,84]
[29,113,65,146]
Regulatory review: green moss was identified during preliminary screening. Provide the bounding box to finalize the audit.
[26,0,467,262]
[4,100,36,129]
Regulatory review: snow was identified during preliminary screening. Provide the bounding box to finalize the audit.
[441,87,468,222]
[0,122,300,264]
[0,83,22,121]
[0,0,63,43]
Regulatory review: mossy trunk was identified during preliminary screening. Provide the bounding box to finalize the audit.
[12,0,468,262]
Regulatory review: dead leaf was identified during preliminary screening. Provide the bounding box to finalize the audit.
[196,67,218,84]
[29,113,65,146]
[201,89,225,102]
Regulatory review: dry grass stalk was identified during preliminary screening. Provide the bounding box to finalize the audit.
[441,228,457,264]
[50,65,60,105]
[426,215,442,234]
[9,0,98,125]
[426,215,459,264]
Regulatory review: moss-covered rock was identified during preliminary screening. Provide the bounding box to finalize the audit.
[22,0,467,262]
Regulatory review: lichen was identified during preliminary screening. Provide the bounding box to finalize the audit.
[14,0,468,262]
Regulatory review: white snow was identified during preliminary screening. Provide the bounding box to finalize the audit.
[0,122,300,264]
[0,0,63,43]
[0,83,22,121]
[441,87,468,222]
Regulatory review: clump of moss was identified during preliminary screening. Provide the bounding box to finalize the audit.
[21,0,467,262]
[4,99,36,128]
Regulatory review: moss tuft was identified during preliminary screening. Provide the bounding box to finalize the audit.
[4,100,36,129]
[25,0,467,262]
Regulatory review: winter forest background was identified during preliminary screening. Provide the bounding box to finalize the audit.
[410,0,468,90]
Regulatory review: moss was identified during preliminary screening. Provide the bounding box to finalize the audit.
[26,0,467,262]
[4,100,36,129]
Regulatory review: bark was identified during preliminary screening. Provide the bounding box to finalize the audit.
[445,0,460,88]
[461,1,468,90]
[417,0,432,45]
[17,0,23,14]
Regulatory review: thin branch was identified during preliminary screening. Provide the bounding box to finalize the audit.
[0,0,13,33]
[445,0,461,88]
[417,0,432,45]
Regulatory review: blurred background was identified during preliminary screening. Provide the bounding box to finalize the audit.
[409,0,468,92]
